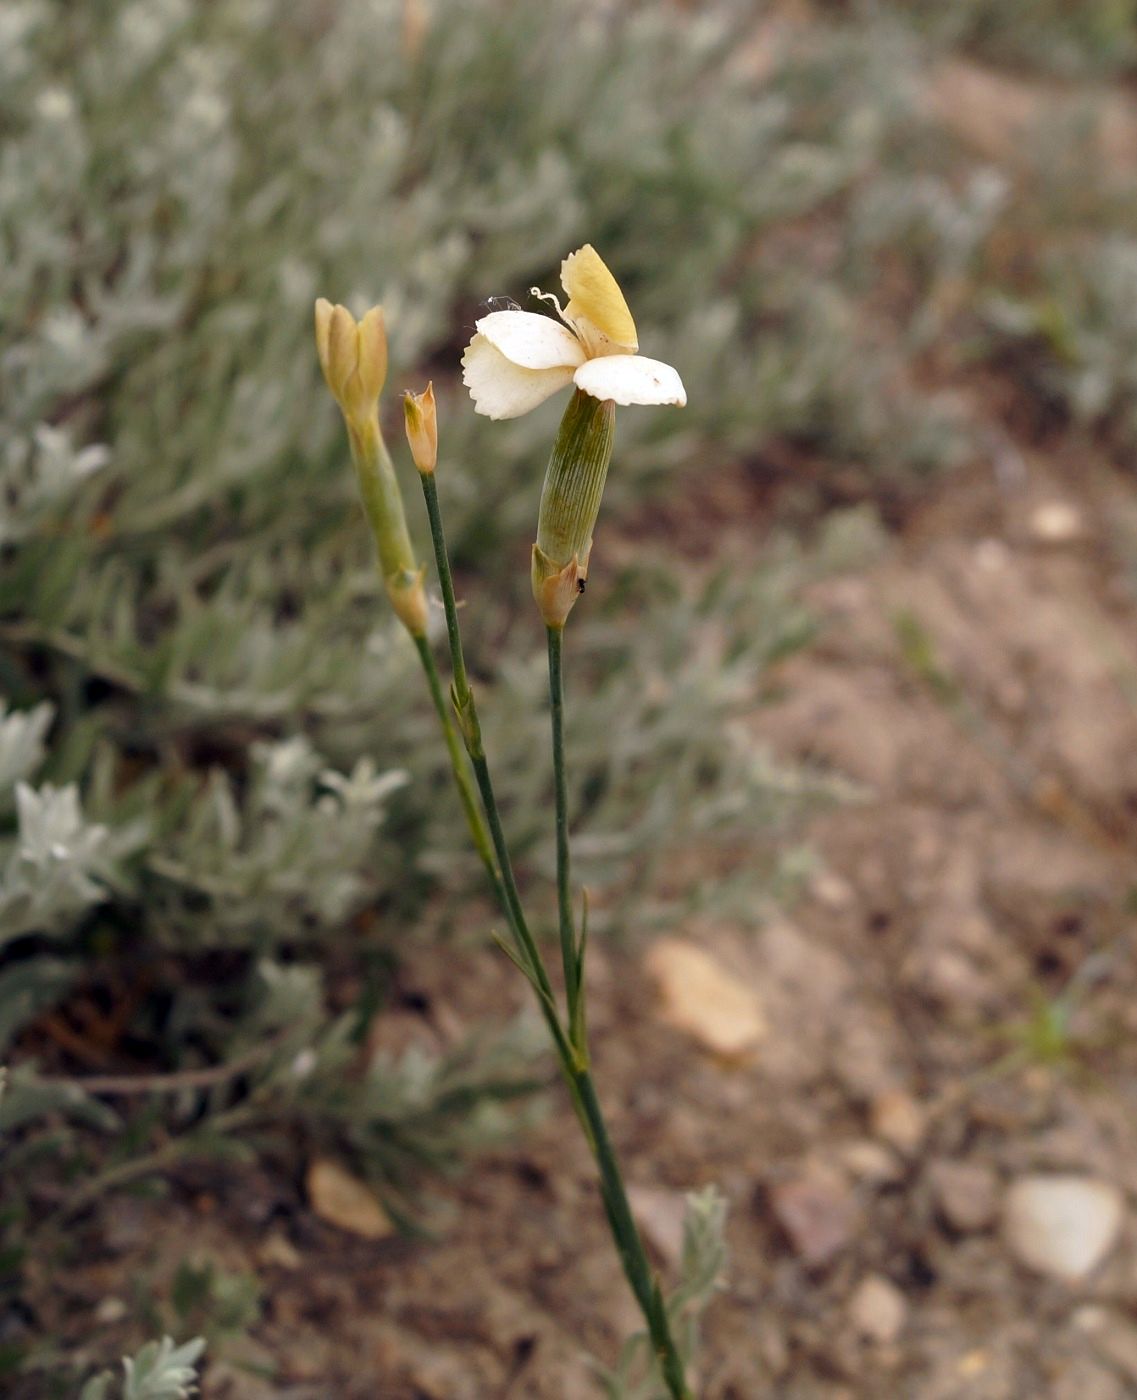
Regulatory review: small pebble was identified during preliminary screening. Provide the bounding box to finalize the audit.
[811,870,856,910]
[929,1158,999,1233]
[257,1229,302,1270]
[1073,1305,1110,1335]
[1003,1174,1123,1282]
[838,1139,902,1185]
[1094,1317,1137,1385]
[94,1297,128,1325]
[849,1273,907,1344]
[871,1089,927,1156]
[770,1169,857,1268]
[1029,500,1085,544]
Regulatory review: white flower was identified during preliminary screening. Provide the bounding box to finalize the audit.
[461,244,687,420]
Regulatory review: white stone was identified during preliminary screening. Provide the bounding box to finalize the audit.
[1003,1175,1123,1282]
[1029,500,1084,543]
[849,1274,907,1343]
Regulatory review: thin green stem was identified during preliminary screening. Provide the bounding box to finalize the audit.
[552,628,690,1397]
[420,473,471,707]
[546,625,578,1028]
[412,633,502,903]
[574,1070,692,1399]
[415,469,689,1398]
[417,473,572,1066]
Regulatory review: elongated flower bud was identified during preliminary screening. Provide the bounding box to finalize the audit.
[403,383,438,475]
[314,299,388,432]
[315,299,426,637]
[532,389,615,628]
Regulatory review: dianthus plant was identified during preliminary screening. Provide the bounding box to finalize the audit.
[317,245,705,1399]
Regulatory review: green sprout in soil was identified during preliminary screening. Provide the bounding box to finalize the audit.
[986,950,1117,1079]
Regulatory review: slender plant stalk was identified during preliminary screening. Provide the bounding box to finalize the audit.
[419,475,471,707]
[411,633,502,905]
[417,471,693,1400]
[51,1105,263,1225]
[574,1070,692,1400]
[419,474,576,1073]
[546,625,578,1023]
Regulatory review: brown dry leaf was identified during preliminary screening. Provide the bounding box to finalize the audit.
[644,937,766,1060]
[307,1158,394,1240]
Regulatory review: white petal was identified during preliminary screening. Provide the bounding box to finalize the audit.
[462,334,575,420]
[475,310,586,370]
[573,354,686,408]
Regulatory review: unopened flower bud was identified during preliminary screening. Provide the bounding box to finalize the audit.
[315,300,425,639]
[532,389,615,627]
[403,382,438,475]
[314,299,388,431]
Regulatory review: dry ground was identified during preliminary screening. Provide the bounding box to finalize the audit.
[26,435,1137,1399]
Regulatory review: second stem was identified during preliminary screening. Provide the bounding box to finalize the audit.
[546,624,579,1033]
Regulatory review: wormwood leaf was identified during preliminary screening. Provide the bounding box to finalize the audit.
[79,1336,205,1400]
[591,1187,728,1399]
[0,701,53,807]
[0,1065,120,1135]
[124,1336,205,1400]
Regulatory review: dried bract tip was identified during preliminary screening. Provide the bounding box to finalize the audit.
[531,544,584,629]
[314,299,388,429]
[403,382,438,475]
[386,566,429,638]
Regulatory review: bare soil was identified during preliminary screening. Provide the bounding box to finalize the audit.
[24,432,1137,1399]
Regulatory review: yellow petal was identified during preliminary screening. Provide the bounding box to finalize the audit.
[327,304,360,404]
[356,305,388,404]
[314,298,334,385]
[560,245,638,353]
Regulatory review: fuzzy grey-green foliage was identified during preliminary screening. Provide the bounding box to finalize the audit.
[79,1336,205,1400]
[878,0,1137,76]
[0,0,1041,1385]
[595,1185,729,1400]
[0,0,932,1109]
[985,237,1137,451]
